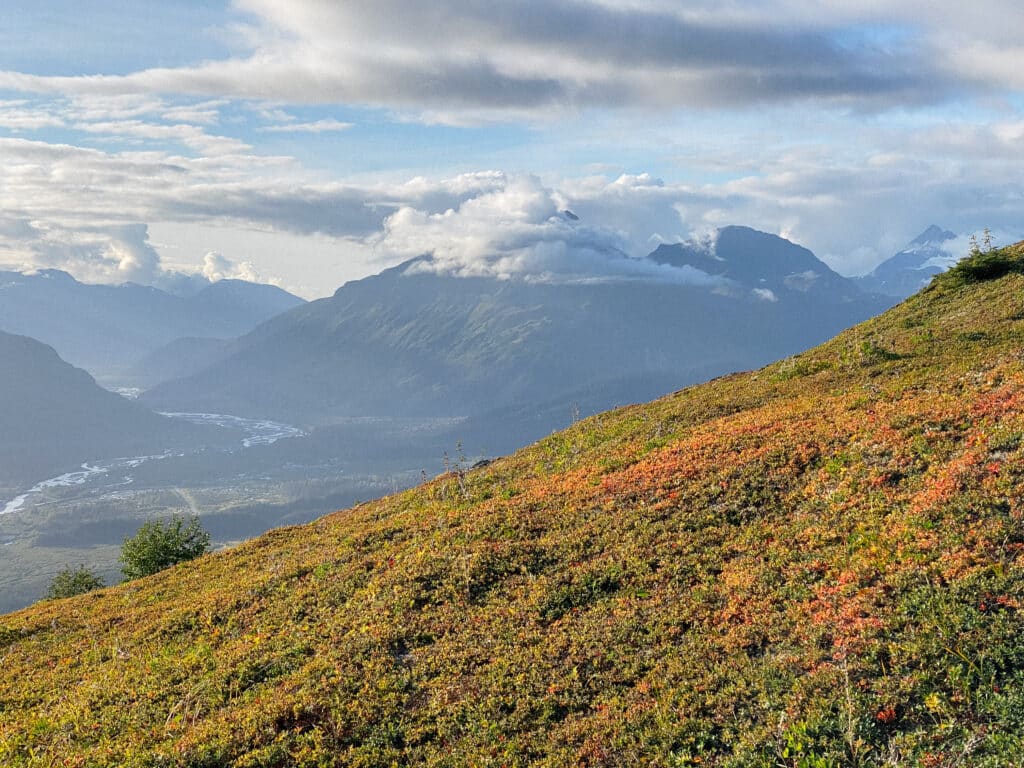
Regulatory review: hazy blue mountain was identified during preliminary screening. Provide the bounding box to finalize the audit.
[855,225,958,298]
[0,271,304,385]
[129,336,234,389]
[143,227,889,429]
[0,331,218,484]
[650,225,867,302]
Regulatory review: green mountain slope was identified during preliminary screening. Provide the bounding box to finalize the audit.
[3,244,1024,766]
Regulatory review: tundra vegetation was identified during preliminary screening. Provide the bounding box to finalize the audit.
[2,243,1024,766]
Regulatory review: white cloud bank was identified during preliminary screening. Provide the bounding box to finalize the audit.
[0,0,1020,295]
[0,130,1021,295]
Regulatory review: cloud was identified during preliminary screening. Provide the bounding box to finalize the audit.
[0,215,271,292]
[752,288,778,302]
[63,94,175,122]
[263,119,353,133]
[0,137,386,238]
[0,0,990,121]
[161,100,227,125]
[378,175,725,285]
[0,139,528,289]
[0,219,164,285]
[0,101,65,131]
[1,1,1020,300]
[1,118,1022,295]
[201,251,263,282]
[75,119,250,155]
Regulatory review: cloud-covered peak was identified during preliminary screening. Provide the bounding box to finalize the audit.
[201,251,263,284]
[380,175,724,286]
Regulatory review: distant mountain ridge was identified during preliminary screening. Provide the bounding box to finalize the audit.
[0,270,304,385]
[855,225,959,298]
[650,225,865,302]
[142,227,889,430]
[0,330,216,484]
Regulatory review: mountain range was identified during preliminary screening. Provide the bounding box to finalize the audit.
[0,270,304,386]
[142,226,891,428]
[4,240,1023,765]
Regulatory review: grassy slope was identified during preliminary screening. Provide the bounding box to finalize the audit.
[3,245,1024,767]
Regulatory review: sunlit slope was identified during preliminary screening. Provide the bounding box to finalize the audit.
[3,244,1024,766]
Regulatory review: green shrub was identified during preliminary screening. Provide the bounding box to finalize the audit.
[45,565,104,599]
[120,515,210,580]
[934,238,1023,290]
[947,250,1020,283]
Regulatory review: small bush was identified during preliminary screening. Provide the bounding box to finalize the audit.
[120,515,210,580]
[946,250,1020,284]
[932,238,1023,291]
[46,565,104,600]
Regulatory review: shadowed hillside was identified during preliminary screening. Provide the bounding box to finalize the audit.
[2,243,1024,766]
[0,331,221,485]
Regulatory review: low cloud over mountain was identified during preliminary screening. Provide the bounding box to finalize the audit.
[380,176,724,286]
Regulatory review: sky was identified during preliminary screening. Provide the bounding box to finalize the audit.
[0,1,1022,298]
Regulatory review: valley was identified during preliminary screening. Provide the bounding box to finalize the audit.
[0,226,899,611]
[0,409,459,613]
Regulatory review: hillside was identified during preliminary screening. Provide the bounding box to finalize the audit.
[0,270,304,385]
[142,228,888,425]
[3,243,1024,766]
[0,331,220,485]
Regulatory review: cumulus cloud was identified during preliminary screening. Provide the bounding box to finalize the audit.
[0,215,273,291]
[378,175,725,285]
[0,219,164,285]
[201,251,263,282]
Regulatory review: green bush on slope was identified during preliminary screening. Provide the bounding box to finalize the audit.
[120,515,211,580]
[45,565,104,600]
